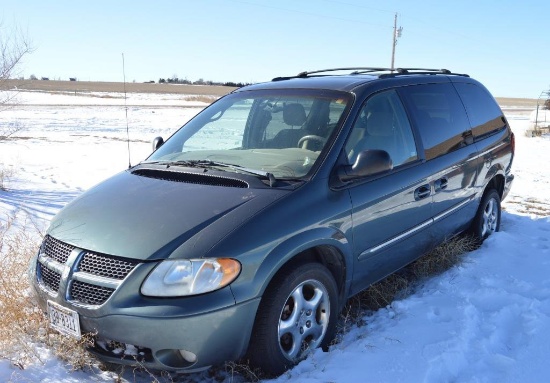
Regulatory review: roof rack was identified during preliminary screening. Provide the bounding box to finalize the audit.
[272,67,469,81]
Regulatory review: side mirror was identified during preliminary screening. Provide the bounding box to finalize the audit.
[152,136,164,151]
[337,149,393,182]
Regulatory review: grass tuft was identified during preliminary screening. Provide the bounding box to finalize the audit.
[183,95,217,104]
[339,235,477,333]
[0,164,16,190]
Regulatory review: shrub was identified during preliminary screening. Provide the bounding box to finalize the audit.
[0,217,96,371]
[0,217,45,368]
[0,164,15,190]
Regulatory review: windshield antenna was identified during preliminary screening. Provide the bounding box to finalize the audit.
[122,53,131,169]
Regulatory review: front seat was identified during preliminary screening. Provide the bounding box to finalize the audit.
[269,103,307,148]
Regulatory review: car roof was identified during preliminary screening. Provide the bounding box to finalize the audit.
[235,67,472,94]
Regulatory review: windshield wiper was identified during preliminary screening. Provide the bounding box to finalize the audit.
[195,160,278,187]
[142,159,278,187]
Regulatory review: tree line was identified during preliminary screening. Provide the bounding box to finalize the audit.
[158,77,249,87]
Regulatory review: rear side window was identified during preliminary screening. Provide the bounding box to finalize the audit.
[399,83,471,160]
[453,82,506,140]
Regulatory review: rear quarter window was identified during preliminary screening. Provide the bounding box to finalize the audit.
[453,82,506,140]
[399,83,471,160]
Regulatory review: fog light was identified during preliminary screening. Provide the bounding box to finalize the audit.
[179,349,197,363]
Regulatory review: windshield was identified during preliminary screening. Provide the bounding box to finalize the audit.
[145,89,351,179]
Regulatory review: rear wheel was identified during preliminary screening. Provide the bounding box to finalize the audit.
[469,189,501,245]
[247,263,338,376]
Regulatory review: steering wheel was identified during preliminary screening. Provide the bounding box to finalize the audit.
[297,135,327,150]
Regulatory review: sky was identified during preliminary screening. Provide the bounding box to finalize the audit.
[1,0,549,98]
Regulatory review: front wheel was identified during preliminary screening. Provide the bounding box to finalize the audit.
[247,263,339,376]
[469,189,501,245]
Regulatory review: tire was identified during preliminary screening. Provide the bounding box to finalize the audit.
[247,263,339,376]
[469,189,501,246]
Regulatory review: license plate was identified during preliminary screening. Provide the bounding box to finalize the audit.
[47,300,81,339]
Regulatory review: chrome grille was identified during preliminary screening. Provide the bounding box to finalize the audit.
[78,252,138,280]
[36,236,140,307]
[39,263,61,293]
[70,280,115,306]
[43,235,74,264]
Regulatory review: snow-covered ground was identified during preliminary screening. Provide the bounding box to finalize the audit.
[0,91,549,382]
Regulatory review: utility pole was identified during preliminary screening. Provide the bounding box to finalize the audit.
[390,13,403,71]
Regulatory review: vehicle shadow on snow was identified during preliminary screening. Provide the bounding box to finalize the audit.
[0,188,81,223]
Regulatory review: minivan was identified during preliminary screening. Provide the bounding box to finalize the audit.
[30,67,514,375]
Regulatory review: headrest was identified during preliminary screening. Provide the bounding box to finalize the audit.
[366,111,393,136]
[283,103,306,126]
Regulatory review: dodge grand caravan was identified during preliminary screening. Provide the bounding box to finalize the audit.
[29,67,514,375]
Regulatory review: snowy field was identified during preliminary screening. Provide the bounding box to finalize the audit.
[0,90,549,382]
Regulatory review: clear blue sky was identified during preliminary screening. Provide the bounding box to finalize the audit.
[2,0,549,98]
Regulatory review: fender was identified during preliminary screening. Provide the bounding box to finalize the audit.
[230,226,353,304]
[480,162,506,197]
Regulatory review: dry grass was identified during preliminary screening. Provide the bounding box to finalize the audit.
[223,360,264,382]
[339,235,477,331]
[0,217,45,368]
[0,165,15,190]
[0,216,97,372]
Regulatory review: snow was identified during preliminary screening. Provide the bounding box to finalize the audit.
[1,90,549,382]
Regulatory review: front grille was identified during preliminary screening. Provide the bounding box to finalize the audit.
[39,263,61,292]
[70,280,115,306]
[42,235,74,264]
[36,235,140,306]
[78,252,138,280]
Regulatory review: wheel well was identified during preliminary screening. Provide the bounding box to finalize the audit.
[486,174,505,198]
[268,246,347,309]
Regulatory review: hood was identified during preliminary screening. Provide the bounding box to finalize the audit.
[48,168,286,260]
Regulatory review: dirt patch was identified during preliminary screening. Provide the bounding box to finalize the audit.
[496,97,537,109]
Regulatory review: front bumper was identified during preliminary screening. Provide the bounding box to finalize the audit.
[83,297,261,371]
[30,254,261,371]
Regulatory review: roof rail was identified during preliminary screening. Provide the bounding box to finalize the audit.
[272,67,469,81]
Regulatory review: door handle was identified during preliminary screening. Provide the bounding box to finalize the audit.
[414,184,431,200]
[434,177,448,192]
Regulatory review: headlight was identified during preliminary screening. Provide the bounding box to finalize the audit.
[141,258,241,297]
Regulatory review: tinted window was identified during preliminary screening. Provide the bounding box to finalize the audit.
[345,89,418,167]
[454,82,506,139]
[399,83,470,160]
